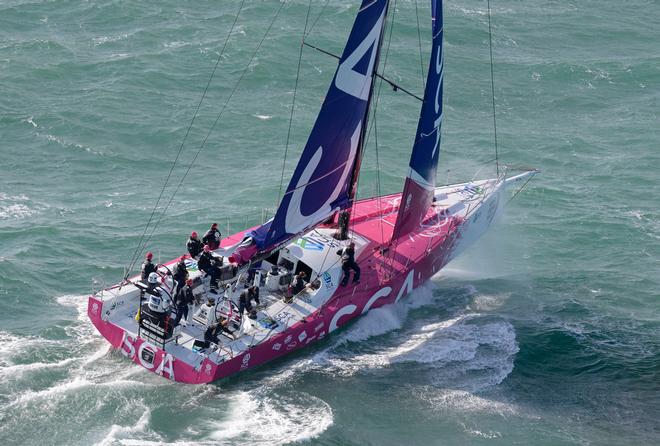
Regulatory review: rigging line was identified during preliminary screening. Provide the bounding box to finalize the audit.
[302,42,423,102]
[277,0,313,207]
[487,0,500,177]
[303,0,330,40]
[414,0,425,90]
[123,0,247,279]
[373,109,386,249]
[351,0,398,242]
[507,172,536,204]
[140,0,287,256]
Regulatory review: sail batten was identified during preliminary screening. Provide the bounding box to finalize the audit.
[391,0,444,241]
[250,0,390,250]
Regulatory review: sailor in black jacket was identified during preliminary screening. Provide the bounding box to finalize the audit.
[198,245,222,292]
[202,223,221,250]
[141,252,157,283]
[336,242,360,286]
[186,231,203,258]
[173,279,195,326]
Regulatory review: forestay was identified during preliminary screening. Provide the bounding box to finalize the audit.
[391,0,444,240]
[250,0,390,250]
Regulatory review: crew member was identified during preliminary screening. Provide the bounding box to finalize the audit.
[203,297,234,343]
[146,272,161,295]
[291,271,309,295]
[337,242,360,286]
[186,231,203,258]
[141,252,157,283]
[239,285,260,319]
[204,318,234,344]
[198,245,222,293]
[172,257,188,293]
[173,279,195,326]
[202,223,221,250]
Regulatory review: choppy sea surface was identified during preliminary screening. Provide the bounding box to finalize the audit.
[1,0,659,444]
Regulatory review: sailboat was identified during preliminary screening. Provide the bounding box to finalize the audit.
[88,0,537,384]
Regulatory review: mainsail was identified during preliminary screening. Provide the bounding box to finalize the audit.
[391,0,444,240]
[250,0,390,250]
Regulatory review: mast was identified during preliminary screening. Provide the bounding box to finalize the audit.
[337,0,391,240]
[346,0,391,205]
[248,0,391,251]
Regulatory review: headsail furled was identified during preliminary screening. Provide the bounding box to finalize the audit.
[391,0,444,241]
[250,0,389,250]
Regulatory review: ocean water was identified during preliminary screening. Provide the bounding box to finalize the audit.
[1,0,659,444]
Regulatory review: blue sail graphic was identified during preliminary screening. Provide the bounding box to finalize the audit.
[391,0,444,240]
[251,0,389,249]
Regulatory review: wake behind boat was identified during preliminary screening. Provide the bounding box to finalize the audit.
[88,0,537,384]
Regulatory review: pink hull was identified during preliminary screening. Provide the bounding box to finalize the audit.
[88,186,502,384]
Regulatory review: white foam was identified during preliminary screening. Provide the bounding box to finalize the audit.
[0,330,60,367]
[10,376,149,407]
[0,357,78,379]
[342,305,406,343]
[93,34,129,46]
[95,404,155,446]
[0,193,36,219]
[210,391,333,445]
[56,294,91,322]
[426,389,521,417]
[469,292,510,311]
[340,282,438,344]
[460,424,502,439]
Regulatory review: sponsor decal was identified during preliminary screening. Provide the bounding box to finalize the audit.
[298,294,312,304]
[155,353,175,378]
[275,310,295,324]
[305,335,317,345]
[258,317,278,330]
[205,363,212,375]
[120,333,175,380]
[284,335,293,344]
[286,341,298,351]
[272,343,282,351]
[314,322,324,332]
[109,299,125,311]
[91,302,99,316]
[330,305,358,332]
[240,353,251,371]
[362,287,392,315]
[298,331,307,342]
[323,272,333,289]
[294,237,324,251]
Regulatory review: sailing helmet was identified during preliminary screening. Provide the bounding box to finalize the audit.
[146,252,153,260]
[148,272,159,284]
[191,231,198,238]
[186,279,193,286]
[211,223,218,229]
[203,245,211,253]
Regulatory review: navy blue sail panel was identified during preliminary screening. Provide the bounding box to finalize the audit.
[391,0,444,240]
[254,0,389,249]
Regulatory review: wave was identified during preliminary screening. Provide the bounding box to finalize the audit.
[210,391,333,446]
[0,193,40,220]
